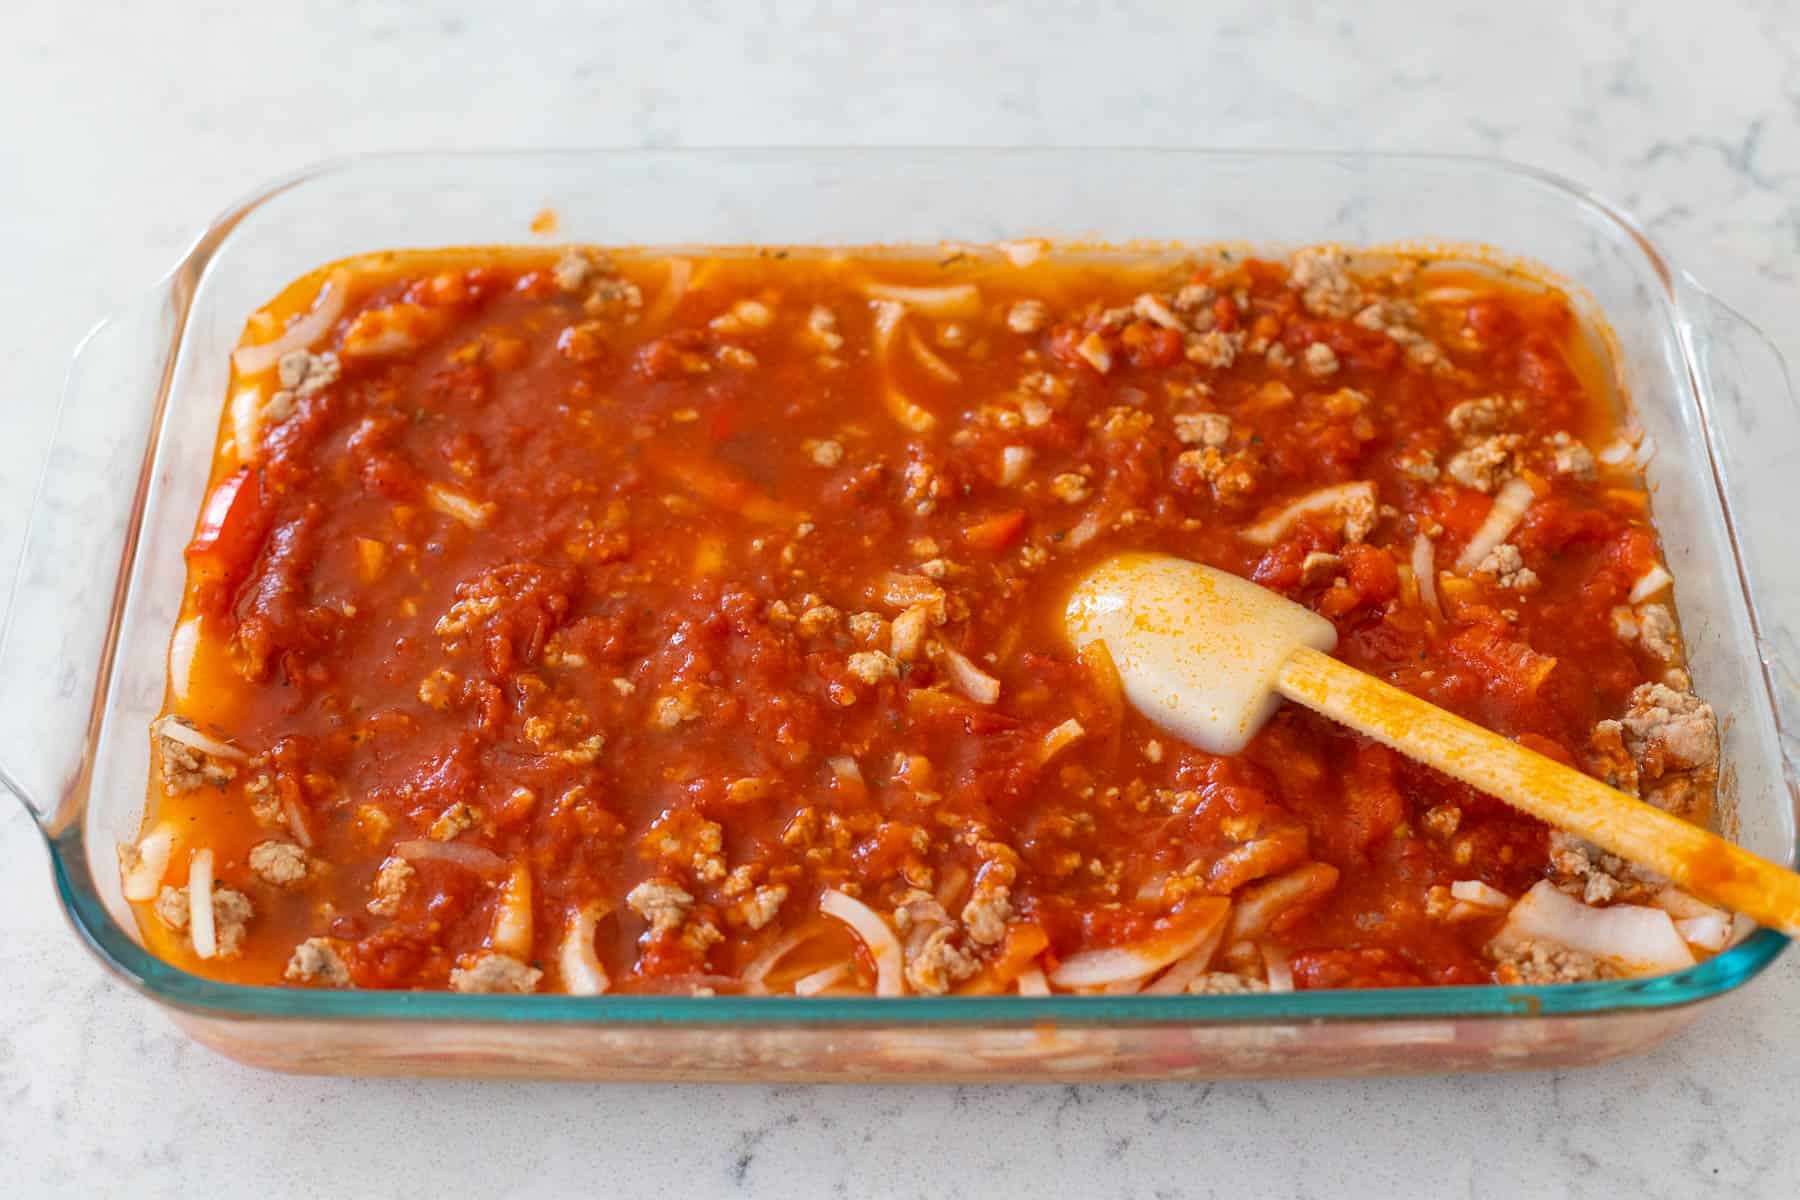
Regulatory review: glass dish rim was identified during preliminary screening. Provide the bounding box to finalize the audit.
[38,146,1795,1028]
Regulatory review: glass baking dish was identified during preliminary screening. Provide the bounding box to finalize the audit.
[4,149,1796,1080]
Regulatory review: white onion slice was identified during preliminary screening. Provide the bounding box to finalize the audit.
[1412,534,1440,617]
[1143,917,1229,994]
[1675,914,1732,952]
[281,791,314,849]
[861,281,982,317]
[1050,904,1229,989]
[166,618,201,707]
[1597,439,1634,466]
[936,640,1001,705]
[188,848,218,960]
[1242,481,1376,547]
[1036,718,1087,766]
[906,328,961,383]
[1629,564,1673,604]
[425,482,496,529]
[1454,477,1535,574]
[230,386,265,464]
[559,903,611,996]
[996,240,1047,268]
[1497,880,1694,974]
[394,839,506,872]
[232,272,348,375]
[642,257,692,326]
[1227,863,1338,942]
[1652,888,1727,922]
[120,825,175,902]
[820,889,905,996]
[871,301,938,432]
[154,716,247,762]
[1419,285,1477,305]
[793,962,850,996]
[1015,966,1052,996]
[1261,944,1295,993]
[742,927,814,989]
[1450,880,1512,910]
[491,863,534,959]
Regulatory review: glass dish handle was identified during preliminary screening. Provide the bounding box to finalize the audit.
[1679,271,1800,772]
[0,281,180,831]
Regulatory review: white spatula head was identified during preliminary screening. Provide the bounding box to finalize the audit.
[1063,552,1338,754]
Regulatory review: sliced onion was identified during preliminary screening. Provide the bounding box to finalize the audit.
[820,888,905,996]
[1454,476,1535,574]
[1419,285,1477,305]
[1074,333,1114,374]
[1015,966,1052,996]
[936,640,1000,705]
[1036,718,1087,766]
[491,863,534,959]
[120,825,175,902]
[188,848,218,960]
[426,482,496,529]
[826,755,867,803]
[639,257,692,326]
[1629,564,1673,604]
[559,903,611,996]
[394,839,506,872]
[1242,481,1376,547]
[872,301,938,432]
[230,385,265,464]
[741,926,814,989]
[906,328,961,383]
[1675,914,1732,952]
[1597,439,1634,466]
[996,240,1047,268]
[1450,879,1512,910]
[1050,899,1229,989]
[281,791,314,850]
[1497,880,1694,974]
[1652,888,1727,922]
[166,618,201,707]
[1102,976,1145,994]
[1063,508,1109,550]
[232,271,348,375]
[1227,863,1340,942]
[793,961,850,996]
[1412,534,1440,617]
[1143,915,1229,994]
[154,716,247,762]
[1261,944,1294,993]
[861,281,982,317]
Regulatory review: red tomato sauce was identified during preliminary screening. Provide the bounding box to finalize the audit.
[129,245,1706,995]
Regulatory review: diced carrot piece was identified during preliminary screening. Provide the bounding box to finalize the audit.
[962,509,1028,552]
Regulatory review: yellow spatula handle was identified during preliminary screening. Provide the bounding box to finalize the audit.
[1277,645,1800,937]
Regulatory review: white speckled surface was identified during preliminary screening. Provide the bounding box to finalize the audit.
[4,2,1799,1196]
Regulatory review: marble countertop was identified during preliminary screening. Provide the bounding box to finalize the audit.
[4,2,1798,1195]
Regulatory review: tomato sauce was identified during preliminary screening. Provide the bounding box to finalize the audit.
[129,244,1704,995]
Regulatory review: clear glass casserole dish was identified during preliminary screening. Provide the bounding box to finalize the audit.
[3,149,1796,1080]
